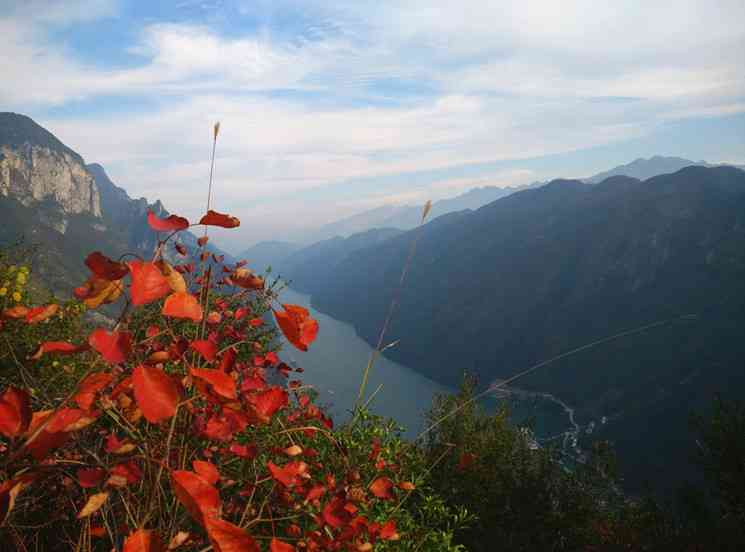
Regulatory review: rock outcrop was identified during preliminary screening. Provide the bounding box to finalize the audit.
[0,145,101,216]
[0,113,102,234]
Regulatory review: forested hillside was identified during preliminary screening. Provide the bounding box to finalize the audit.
[309,166,745,491]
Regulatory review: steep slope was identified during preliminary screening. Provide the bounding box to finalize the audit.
[310,166,745,492]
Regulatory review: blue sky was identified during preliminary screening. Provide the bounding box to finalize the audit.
[2,0,744,250]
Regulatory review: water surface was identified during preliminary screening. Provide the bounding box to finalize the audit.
[277,287,570,439]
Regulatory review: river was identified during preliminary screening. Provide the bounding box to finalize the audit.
[275,287,570,440]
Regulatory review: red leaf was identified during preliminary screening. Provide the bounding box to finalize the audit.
[109,460,142,485]
[199,210,240,229]
[248,387,288,423]
[162,292,203,321]
[85,252,130,280]
[218,348,237,372]
[190,340,217,362]
[204,517,259,552]
[46,408,85,432]
[132,365,180,423]
[270,538,295,552]
[77,467,106,488]
[202,415,235,442]
[191,368,236,400]
[74,372,114,411]
[322,496,352,529]
[230,269,264,290]
[74,275,125,308]
[267,461,308,488]
[31,341,88,360]
[171,470,221,525]
[25,303,59,324]
[155,260,187,293]
[0,386,32,438]
[457,452,477,470]
[175,242,188,256]
[147,210,189,232]
[105,433,135,454]
[240,374,266,393]
[379,520,400,540]
[202,408,248,442]
[273,304,318,351]
[305,484,326,502]
[127,260,171,306]
[89,329,132,364]
[123,529,166,552]
[369,477,394,499]
[24,411,69,460]
[2,305,29,319]
[192,460,220,486]
[228,443,257,458]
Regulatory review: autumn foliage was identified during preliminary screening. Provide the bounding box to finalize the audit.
[0,210,456,551]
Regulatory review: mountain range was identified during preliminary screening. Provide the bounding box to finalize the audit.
[245,155,739,259]
[303,165,745,493]
[583,155,710,183]
[303,183,544,243]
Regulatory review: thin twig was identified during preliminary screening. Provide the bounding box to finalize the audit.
[355,203,432,410]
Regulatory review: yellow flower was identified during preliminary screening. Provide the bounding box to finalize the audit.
[0,287,6,297]
[16,273,27,284]
[19,265,29,273]
[12,291,22,302]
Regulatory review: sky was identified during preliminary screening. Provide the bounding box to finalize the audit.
[2,0,744,251]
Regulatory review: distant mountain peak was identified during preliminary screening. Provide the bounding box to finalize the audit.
[585,156,704,184]
[0,112,84,165]
[305,181,543,243]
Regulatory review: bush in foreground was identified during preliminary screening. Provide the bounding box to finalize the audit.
[0,214,466,551]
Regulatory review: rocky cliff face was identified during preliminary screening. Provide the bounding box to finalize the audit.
[0,145,101,218]
[0,113,102,234]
